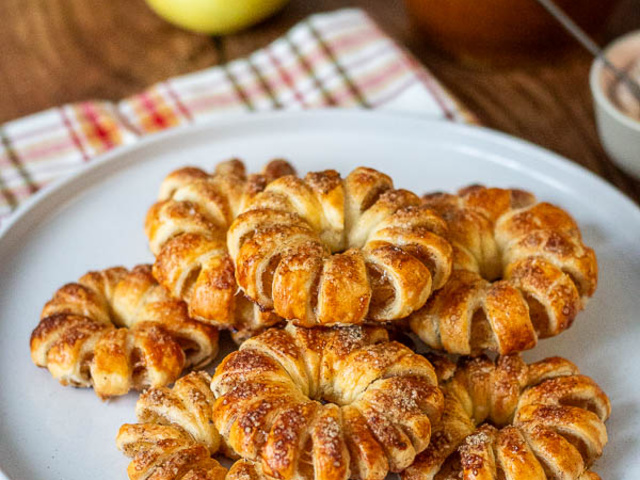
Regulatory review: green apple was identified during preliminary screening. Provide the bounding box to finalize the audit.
[144,0,290,35]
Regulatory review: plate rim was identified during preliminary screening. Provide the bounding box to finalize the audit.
[2,109,640,247]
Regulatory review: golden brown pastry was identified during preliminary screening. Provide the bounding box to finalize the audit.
[117,371,227,480]
[30,265,218,399]
[409,186,598,355]
[226,460,269,480]
[145,158,294,330]
[227,167,453,326]
[117,371,270,480]
[211,324,444,480]
[230,294,283,344]
[403,354,610,480]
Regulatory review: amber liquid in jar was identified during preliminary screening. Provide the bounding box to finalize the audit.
[404,0,618,65]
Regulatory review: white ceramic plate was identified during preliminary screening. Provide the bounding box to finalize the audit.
[1,110,638,480]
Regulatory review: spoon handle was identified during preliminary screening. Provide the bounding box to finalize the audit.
[535,0,640,103]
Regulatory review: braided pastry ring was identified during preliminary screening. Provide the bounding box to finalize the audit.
[227,167,453,326]
[117,371,269,480]
[409,186,598,355]
[402,354,611,480]
[211,324,444,480]
[30,265,218,399]
[117,371,225,480]
[146,158,294,330]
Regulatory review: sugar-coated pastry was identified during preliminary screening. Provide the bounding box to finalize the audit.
[403,354,610,480]
[409,186,598,355]
[211,324,444,480]
[30,265,218,398]
[228,167,453,326]
[117,371,226,480]
[146,158,293,335]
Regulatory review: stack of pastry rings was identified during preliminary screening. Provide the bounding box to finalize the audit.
[115,171,607,480]
[27,159,608,480]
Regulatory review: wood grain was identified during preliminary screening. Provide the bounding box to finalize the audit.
[0,0,219,121]
[0,0,639,200]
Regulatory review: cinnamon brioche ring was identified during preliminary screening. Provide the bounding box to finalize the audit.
[409,186,598,355]
[211,324,444,480]
[146,158,295,327]
[402,354,610,480]
[227,167,453,326]
[30,265,219,399]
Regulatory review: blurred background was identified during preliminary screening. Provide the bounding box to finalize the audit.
[1,0,639,196]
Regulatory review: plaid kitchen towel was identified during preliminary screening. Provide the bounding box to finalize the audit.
[0,8,474,223]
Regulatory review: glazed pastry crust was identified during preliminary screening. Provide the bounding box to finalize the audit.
[409,186,598,355]
[402,354,611,480]
[227,167,453,326]
[117,371,276,480]
[211,324,444,480]
[146,159,293,335]
[30,265,219,398]
[117,371,227,480]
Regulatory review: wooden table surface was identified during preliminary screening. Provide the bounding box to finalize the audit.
[2,0,640,200]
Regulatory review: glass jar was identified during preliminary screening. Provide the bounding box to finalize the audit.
[404,0,619,64]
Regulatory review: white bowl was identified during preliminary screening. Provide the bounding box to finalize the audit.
[590,30,640,178]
